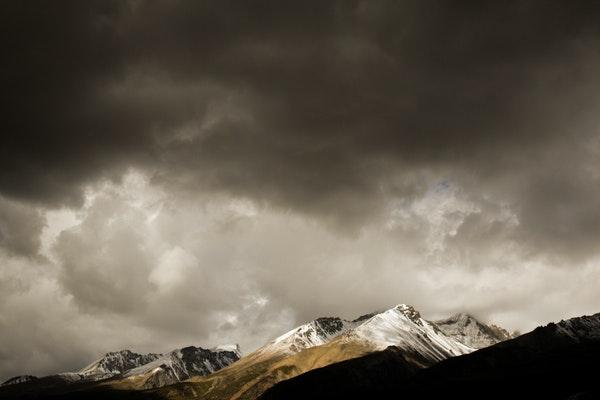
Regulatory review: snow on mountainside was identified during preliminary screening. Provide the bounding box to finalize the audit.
[122,345,241,389]
[343,304,474,362]
[253,304,478,364]
[259,317,358,356]
[150,304,483,400]
[79,350,162,380]
[434,313,514,349]
[258,312,600,400]
[0,375,38,387]
[0,344,241,393]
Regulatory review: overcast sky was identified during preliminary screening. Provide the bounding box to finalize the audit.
[2,0,600,381]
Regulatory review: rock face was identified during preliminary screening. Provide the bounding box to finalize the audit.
[79,350,162,380]
[553,313,600,341]
[434,313,514,349]
[122,345,241,389]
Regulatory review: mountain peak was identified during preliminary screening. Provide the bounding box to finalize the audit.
[266,316,355,355]
[352,312,379,323]
[122,344,241,389]
[103,349,134,358]
[211,344,241,356]
[78,350,161,379]
[348,305,473,363]
[393,304,421,322]
[553,312,600,341]
[434,313,512,349]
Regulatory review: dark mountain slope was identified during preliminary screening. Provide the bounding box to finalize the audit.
[258,346,420,400]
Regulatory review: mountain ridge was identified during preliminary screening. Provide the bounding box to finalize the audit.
[0,303,515,400]
[434,312,516,349]
[259,312,600,400]
[0,343,241,397]
[143,304,504,400]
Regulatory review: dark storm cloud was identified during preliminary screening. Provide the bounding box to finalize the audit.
[3,1,600,253]
[0,196,44,257]
[4,1,600,381]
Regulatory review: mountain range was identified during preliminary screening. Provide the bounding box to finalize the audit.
[148,304,487,400]
[259,312,600,400]
[5,303,596,400]
[0,345,240,398]
[0,303,516,399]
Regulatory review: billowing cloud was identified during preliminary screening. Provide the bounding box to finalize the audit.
[1,0,600,382]
[0,196,45,257]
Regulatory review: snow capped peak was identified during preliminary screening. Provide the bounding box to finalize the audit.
[258,304,478,363]
[343,304,474,363]
[265,316,356,355]
[447,312,471,322]
[122,344,240,388]
[352,311,380,323]
[434,313,513,349]
[393,304,422,323]
[78,349,161,379]
[211,344,241,356]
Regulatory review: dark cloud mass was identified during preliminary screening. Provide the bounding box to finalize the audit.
[0,196,44,257]
[1,0,600,381]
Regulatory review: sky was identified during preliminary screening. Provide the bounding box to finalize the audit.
[2,0,600,381]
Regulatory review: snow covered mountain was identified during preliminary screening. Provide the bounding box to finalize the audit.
[79,350,162,380]
[0,344,241,395]
[0,304,515,400]
[165,304,484,400]
[260,312,600,400]
[434,312,515,349]
[121,345,241,389]
[258,317,357,356]
[343,304,473,362]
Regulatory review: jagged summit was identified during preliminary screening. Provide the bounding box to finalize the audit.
[78,349,161,379]
[352,312,379,323]
[346,305,473,362]
[122,345,241,389]
[267,316,356,354]
[394,304,422,323]
[552,312,600,341]
[434,313,513,349]
[211,344,241,356]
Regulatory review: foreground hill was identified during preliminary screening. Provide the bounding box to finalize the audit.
[259,312,600,400]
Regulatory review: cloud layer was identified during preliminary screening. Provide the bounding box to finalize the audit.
[1,0,600,381]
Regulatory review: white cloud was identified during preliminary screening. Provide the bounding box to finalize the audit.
[2,170,599,381]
